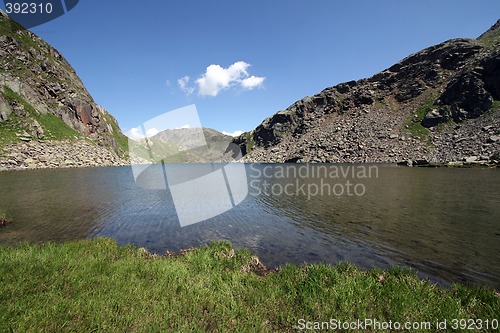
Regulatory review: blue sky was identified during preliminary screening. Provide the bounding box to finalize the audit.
[3,0,500,137]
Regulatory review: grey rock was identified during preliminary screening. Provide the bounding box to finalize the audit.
[413,160,430,166]
[0,96,12,122]
[0,139,130,171]
[0,110,8,122]
[437,72,493,121]
[490,151,500,161]
[488,135,500,143]
[397,160,413,167]
[30,119,45,139]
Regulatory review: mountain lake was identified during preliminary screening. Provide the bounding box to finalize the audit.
[0,164,499,289]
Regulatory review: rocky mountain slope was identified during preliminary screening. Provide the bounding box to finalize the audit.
[130,128,235,163]
[235,20,500,165]
[0,9,128,170]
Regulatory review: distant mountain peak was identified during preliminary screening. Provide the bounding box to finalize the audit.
[130,127,235,163]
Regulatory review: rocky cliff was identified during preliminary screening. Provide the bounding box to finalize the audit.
[0,9,128,170]
[235,20,500,165]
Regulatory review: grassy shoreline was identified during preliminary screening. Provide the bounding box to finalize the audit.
[0,238,498,332]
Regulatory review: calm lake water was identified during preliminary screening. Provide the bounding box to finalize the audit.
[0,164,499,289]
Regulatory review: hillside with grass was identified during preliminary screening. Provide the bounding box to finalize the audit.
[0,9,129,169]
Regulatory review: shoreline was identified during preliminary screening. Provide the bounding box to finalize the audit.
[1,155,498,172]
[0,139,129,171]
[1,138,498,172]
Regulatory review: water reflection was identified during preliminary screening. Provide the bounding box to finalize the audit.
[249,165,500,287]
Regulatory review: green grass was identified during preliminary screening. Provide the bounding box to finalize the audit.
[490,100,500,114]
[403,100,434,143]
[2,86,37,115]
[477,23,500,48]
[1,87,29,145]
[37,113,81,140]
[0,14,36,48]
[0,113,23,145]
[0,238,498,332]
[373,100,386,110]
[245,130,255,154]
[0,209,8,223]
[103,113,129,157]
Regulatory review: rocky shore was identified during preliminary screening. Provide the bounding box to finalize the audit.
[242,101,500,166]
[0,140,128,171]
[1,135,497,172]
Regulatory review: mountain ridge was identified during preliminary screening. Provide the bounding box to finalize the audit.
[130,127,236,164]
[234,20,500,165]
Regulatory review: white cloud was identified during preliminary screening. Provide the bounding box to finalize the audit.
[126,127,160,140]
[126,128,144,141]
[222,130,244,137]
[146,128,159,137]
[241,76,266,90]
[178,76,195,95]
[178,76,189,88]
[193,61,265,97]
[176,124,191,129]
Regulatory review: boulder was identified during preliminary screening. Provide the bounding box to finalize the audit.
[397,160,413,167]
[0,96,12,122]
[413,159,430,166]
[441,73,493,118]
[30,119,45,139]
[490,151,500,162]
